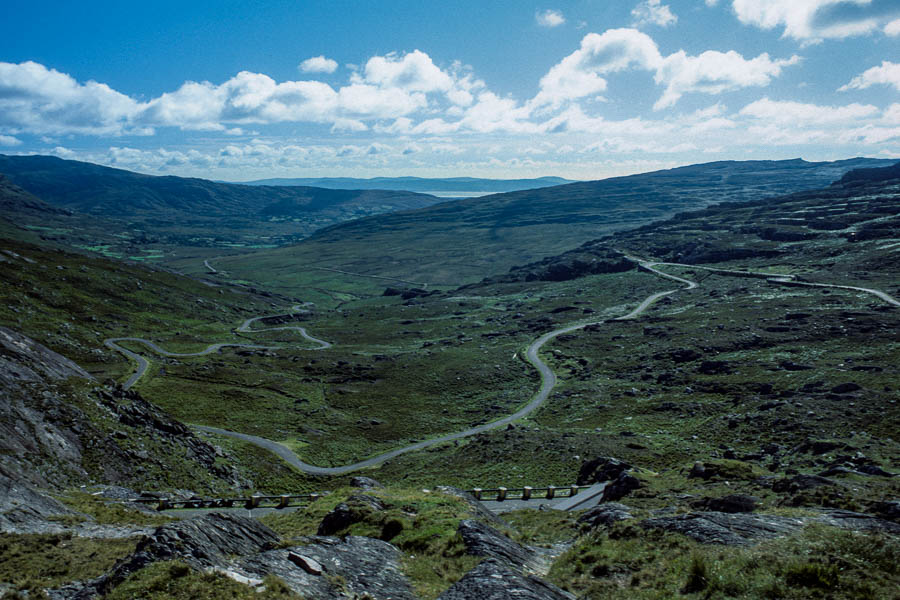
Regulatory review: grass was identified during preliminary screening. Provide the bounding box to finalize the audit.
[104,561,301,600]
[0,532,138,593]
[52,491,173,527]
[261,486,486,599]
[547,523,900,599]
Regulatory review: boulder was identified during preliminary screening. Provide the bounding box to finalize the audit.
[600,472,642,502]
[438,559,575,600]
[349,476,384,490]
[576,457,631,485]
[692,495,758,514]
[458,519,544,573]
[317,494,387,536]
[235,536,417,600]
[772,474,837,493]
[576,503,633,528]
[640,512,807,546]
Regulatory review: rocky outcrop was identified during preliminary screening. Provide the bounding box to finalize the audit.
[576,457,631,486]
[640,512,809,546]
[349,476,384,490]
[480,247,632,284]
[75,513,279,598]
[317,494,387,536]
[0,326,246,497]
[641,510,900,546]
[691,494,759,514]
[600,472,642,502]
[458,519,544,573]
[437,486,507,526]
[438,559,575,600]
[577,503,633,529]
[234,536,417,600]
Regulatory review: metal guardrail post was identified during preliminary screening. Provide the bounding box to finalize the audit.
[472,488,482,500]
[522,486,532,500]
[277,495,290,509]
[546,486,555,499]
[497,487,507,501]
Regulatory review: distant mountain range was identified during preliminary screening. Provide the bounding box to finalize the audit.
[0,154,449,252]
[235,176,575,195]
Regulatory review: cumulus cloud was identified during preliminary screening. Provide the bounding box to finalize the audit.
[886,18,900,35]
[536,9,565,27]
[839,61,900,91]
[531,29,662,110]
[0,134,21,146]
[654,51,800,109]
[631,0,678,28]
[731,0,900,41]
[532,29,799,111]
[299,55,339,74]
[0,51,481,137]
[0,61,141,135]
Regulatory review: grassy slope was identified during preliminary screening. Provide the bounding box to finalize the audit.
[213,158,892,295]
[0,154,445,265]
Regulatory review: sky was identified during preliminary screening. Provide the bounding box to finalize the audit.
[0,0,898,181]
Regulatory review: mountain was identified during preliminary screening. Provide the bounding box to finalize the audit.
[237,175,575,195]
[215,157,893,294]
[479,160,900,289]
[0,154,448,257]
[0,155,442,217]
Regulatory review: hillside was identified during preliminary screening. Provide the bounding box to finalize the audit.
[214,158,892,297]
[239,175,575,195]
[1,165,899,599]
[0,155,445,258]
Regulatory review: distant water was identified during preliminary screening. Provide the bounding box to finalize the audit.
[424,191,495,198]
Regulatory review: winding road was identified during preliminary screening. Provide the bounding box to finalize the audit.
[105,305,330,390]
[105,259,898,475]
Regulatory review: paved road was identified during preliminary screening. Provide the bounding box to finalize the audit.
[193,263,696,475]
[646,260,900,306]
[105,305,330,390]
[110,258,899,476]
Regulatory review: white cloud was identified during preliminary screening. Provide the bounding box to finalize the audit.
[299,55,339,74]
[839,61,900,92]
[361,50,453,93]
[536,9,565,27]
[654,51,801,109]
[532,29,798,111]
[0,134,21,146]
[705,0,719,6]
[531,29,662,110]
[731,0,900,41]
[631,0,678,28]
[0,61,140,135]
[886,18,900,35]
[740,97,879,124]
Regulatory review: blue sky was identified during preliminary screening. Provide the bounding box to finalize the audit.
[1,0,898,180]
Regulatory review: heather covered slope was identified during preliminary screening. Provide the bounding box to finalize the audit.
[215,158,892,295]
